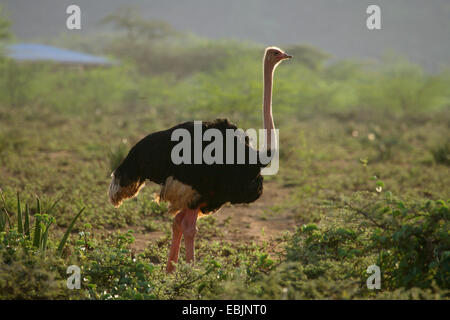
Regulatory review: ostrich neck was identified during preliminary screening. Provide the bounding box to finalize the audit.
[263,60,277,151]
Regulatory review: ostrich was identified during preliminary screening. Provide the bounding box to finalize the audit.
[109,47,291,273]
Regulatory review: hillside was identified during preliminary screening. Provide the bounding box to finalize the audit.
[2,0,450,71]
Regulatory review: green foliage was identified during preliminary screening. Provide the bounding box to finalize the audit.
[77,230,157,299]
[356,58,450,112]
[238,194,450,299]
[0,191,84,254]
[287,224,362,264]
[0,246,82,299]
[0,5,11,52]
[0,39,449,117]
[431,140,450,166]
[57,207,85,256]
[369,199,449,290]
[0,14,449,299]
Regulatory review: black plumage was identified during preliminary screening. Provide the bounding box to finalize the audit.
[110,118,269,214]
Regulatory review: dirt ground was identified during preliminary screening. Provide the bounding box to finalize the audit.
[127,181,297,252]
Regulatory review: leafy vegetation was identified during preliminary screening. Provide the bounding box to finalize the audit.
[0,9,448,299]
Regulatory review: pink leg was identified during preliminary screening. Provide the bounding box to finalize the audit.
[181,207,199,265]
[166,210,186,273]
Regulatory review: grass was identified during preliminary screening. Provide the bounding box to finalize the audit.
[0,191,85,254]
[431,140,450,166]
[0,12,449,299]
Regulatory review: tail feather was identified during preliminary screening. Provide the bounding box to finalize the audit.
[108,172,145,208]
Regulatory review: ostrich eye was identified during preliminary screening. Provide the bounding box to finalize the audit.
[274,52,279,55]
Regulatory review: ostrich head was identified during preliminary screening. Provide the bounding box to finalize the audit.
[264,46,292,67]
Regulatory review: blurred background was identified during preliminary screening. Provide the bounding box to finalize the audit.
[0,1,449,300]
[3,0,450,71]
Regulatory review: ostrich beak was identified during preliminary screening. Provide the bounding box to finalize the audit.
[282,52,292,59]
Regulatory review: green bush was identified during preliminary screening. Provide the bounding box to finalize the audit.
[431,141,450,166]
[369,199,449,290]
[261,192,450,299]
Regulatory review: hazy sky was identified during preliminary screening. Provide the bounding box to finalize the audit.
[2,0,450,70]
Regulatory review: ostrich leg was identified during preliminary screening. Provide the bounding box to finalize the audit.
[166,210,186,273]
[181,208,199,264]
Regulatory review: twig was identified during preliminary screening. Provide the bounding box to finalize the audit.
[344,201,393,231]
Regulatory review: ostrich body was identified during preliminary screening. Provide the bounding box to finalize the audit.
[109,47,291,272]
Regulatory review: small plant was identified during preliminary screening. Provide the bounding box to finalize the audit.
[57,206,86,256]
[368,198,450,290]
[0,190,85,254]
[143,220,159,232]
[108,142,129,173]
[431,141,450,166]
[344,190,450,291]
[149,199,169,216]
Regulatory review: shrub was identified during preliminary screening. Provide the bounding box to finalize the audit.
[368,199,449,290]
[431,141,450,166]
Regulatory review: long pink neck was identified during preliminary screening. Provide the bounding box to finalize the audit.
[262,59,277,151]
